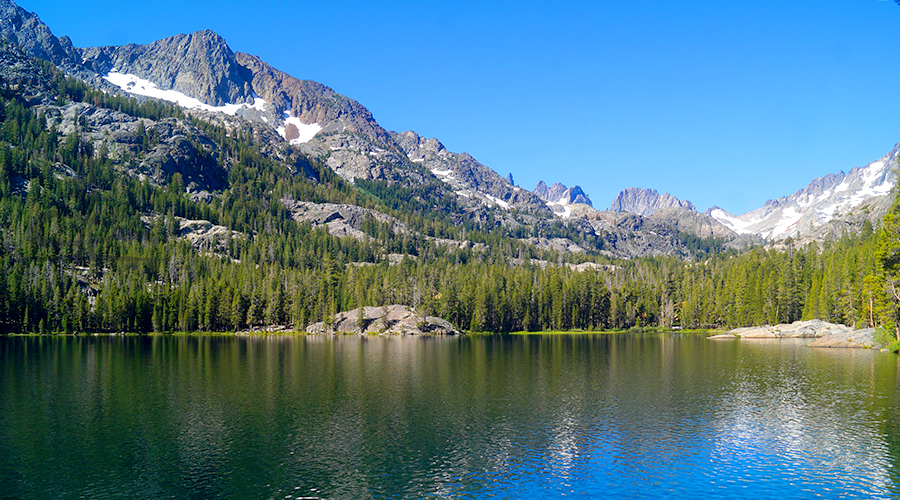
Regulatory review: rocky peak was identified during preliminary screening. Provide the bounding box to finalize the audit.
[534,181,593,207]
[609,187,695,216]
[0,0,79,67]
[79,30,255,107]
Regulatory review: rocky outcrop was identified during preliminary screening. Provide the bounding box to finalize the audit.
[304,305,460,335]
[39,101,229,193]
[610,187,695,216]
[534,181,592,207]
[0,39,61,105]
[581,211,690,259]
[648,207,737,240]
[709,320,878,349]
[807,328,878,348]
[722,319,853,339]
[709,320,880,349]
[316,133,413,183]
[281,198,405,241]
[519,237,585,254]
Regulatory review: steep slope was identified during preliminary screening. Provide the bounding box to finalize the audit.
[234,52,423,184]
[610,187,696,216]
[392,130,551,214]
[235,52,393,146]
[73,28,551,212]
[75,29,416,185]
[707,144,899,241]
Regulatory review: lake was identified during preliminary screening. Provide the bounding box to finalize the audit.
[1,333,899,499]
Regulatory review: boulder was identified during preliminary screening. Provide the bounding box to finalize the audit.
[304,305,460,335]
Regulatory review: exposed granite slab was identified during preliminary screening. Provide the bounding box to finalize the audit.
[807,328,877,348]
[708,320,879,349]
[724,319,852,339]
[305,305,460,335]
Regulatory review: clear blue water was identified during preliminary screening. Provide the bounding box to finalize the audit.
[1,333,899,499]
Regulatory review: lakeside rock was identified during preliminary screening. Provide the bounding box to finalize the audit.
[304,305,460,335]
[708,319,879,349]
[807,327,878,348]
[727,319,852,338]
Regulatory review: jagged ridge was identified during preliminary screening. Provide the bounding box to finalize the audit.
[609,187,695,216]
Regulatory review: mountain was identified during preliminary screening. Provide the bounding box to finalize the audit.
[0,0,889,262]
[534,181,593,207]
[0,0,78,68]
[80,30,255,108]
[609,187,696,216]
[74,27,564,215]
[706,143,900,241]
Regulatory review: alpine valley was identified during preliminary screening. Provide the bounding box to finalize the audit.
[1,0,899,336]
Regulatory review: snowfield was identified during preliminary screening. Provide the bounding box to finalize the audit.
[103,71,266,115]
[276,114,322,145]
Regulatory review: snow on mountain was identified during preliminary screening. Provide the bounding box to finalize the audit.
[707,143,899,240]
[532,181,593,217]
[534,181,592,207]
[103,70,267,116]
[275,113,322,145]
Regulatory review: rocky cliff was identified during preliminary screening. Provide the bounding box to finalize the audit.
[609,187,696,216]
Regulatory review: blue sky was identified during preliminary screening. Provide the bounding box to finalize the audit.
[20,0,900,214]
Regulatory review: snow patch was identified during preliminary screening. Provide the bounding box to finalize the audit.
[708,208,759,235]
[485,194,510,209]
[276,113,322,145]
[769,207,803,238]
[103,71,266,116]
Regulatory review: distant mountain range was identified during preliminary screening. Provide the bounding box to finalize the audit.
[602,148,898,243]
[0,0,896,259]
[705,144,899,241]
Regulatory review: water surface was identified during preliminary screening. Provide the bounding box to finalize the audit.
[1,334,899,499]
